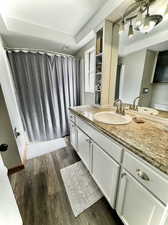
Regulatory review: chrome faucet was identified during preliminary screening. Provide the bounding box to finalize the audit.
[114,99,125,115]
[131,96,141,111]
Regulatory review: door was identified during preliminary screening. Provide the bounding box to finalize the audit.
[77,128,91,170]
[70,121,78,151]
[116,169,165,225]
[0,43,26,160]
[0,154,22,225]
[92,142,120,208]
[0,86,22,169]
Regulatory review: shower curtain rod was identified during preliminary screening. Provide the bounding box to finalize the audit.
[5,47,75,58]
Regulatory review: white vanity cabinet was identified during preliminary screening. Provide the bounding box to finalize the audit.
[69,112,78,151]
[92,142,120,208]
[77,128,91,170]
[116,169,165,225]
[69,111,168,225]
[69,121,78,151]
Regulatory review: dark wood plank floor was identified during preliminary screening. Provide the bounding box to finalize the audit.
[9,144,123,225]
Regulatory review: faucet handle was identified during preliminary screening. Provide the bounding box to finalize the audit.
[121,105,126,115]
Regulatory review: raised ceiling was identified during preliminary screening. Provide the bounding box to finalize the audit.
[1,0,110,54]
[1,0,167,55]
[2,0,107,36]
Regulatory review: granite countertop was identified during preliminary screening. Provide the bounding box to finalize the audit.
[70,105,168,176]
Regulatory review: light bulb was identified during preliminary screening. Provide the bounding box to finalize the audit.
[128,24,134,39]
[119,20,124,34]
[139,15,156,33]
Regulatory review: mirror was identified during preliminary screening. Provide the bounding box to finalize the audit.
[116,9,168,119]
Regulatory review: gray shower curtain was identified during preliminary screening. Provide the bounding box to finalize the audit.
[7,51,80,142]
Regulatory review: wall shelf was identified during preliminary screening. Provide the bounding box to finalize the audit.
[94,20,119,105]
[96,53,103,57]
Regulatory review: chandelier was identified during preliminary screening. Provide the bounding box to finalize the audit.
[119,0,165,38]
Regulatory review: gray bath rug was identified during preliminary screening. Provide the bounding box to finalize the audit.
[60,161,103,217]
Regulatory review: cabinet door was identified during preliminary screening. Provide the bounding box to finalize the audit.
[70,122,77,151]
[77,128,91,170]
[116,169,165,225]
[92,142,120,208]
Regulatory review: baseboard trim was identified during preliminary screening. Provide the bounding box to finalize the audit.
[8,164,25,175]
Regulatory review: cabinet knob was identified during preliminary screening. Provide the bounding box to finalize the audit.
[0,144,8,152]
[136,169,150,181]
[86,139,92,144]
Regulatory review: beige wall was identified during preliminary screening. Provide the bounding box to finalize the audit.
[120,49,168,110]
[120,49,146,104]
[139,50,156,107]
[151,83,168,111]
[76,39,95,105]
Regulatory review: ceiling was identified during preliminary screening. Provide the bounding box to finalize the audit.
[0,0,109,54]
[1,0,167,55]
[2,0,107,36]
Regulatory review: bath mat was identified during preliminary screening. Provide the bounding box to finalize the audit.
[60,161,103,217]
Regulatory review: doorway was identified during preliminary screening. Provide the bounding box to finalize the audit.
[0,85,21,169]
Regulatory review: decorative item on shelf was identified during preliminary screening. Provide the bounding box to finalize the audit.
[118,0,164,38]
[95,80,102,92]
[96,60,102,72]
[96,29,103,55]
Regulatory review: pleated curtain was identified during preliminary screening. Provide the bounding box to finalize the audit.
[7,51,80,142]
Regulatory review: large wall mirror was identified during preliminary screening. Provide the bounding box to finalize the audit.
[115,0,168,119]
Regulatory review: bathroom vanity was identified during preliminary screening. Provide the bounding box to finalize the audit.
[69,105,168,225]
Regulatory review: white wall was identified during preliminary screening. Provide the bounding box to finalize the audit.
[151,83,168,111]
[76,39,95,105]
[119,49,146,104]
[0,35,26,167]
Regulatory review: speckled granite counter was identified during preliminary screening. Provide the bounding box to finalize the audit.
[70,105,168,175]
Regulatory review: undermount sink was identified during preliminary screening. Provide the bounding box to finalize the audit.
[94,111,132,125]
[138,107,159,115]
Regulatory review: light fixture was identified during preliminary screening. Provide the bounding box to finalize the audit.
[119,19,125,34]
[135,3,143,27]
[128,20,134,38]
[135,11,143,26]
[138,4,163,33]
[118,0,163,38]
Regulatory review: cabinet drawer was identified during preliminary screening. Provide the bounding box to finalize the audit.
[76,117,123,163]
[69,111,76,123]
[123,151,168,205]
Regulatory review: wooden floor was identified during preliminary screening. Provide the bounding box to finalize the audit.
[9,144,123,225]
